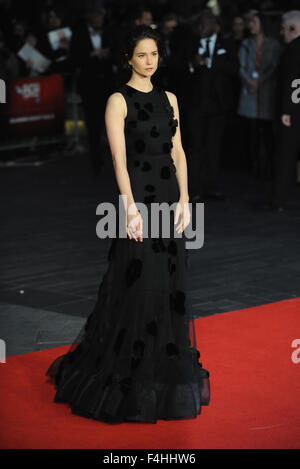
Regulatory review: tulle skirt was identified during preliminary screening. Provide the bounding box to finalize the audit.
[45,153,210,423]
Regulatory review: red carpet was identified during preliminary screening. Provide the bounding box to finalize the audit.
[1,297,300,449]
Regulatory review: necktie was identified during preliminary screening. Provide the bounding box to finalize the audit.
[204,38,211,58]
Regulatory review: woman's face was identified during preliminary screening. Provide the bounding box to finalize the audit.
[128,38,159,76]
[249,16,262,35]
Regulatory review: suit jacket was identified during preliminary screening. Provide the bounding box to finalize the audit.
[155,23,196,100]
[69,23,113,100]
[189,32,240,116]
[238,36,281,120]
[276,35,300,120]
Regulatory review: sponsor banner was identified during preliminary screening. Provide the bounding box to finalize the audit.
[0,74,64,139]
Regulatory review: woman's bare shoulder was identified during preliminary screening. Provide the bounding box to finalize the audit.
[106,92,127,118]
[106,91,126,104]
[165,90,178,107]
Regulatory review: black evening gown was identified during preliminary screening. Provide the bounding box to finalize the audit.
[45,83,210,424]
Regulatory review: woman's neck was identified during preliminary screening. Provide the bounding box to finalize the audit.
[127,74,153,92]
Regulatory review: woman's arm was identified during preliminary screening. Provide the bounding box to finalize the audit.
[166,91,189,203]
[105,92,142,240]
[105,92,136,209]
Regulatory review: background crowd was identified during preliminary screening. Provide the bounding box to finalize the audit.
[1,0,300,210]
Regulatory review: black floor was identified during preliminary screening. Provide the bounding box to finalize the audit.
[1,149,300,356]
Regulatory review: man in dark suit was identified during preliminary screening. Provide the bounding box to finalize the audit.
[70,7,113,173]
[187,10,239,202]
[269,10,300,211]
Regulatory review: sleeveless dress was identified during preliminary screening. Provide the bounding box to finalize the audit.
[45,83,210,424]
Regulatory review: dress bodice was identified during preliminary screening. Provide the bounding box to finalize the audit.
[116,83,178,159]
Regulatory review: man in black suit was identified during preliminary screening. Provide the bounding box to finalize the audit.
[70,7,113,173]
[187,10,239,202]
[269,10,300,211]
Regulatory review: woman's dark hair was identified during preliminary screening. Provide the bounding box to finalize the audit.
[253,11,271,37]
[121,25,167,70]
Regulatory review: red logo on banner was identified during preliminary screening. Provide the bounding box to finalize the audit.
[1,74,64,138]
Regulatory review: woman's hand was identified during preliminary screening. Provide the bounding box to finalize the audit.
[126,207,143,242]
[174,198,191,234]
[281,114,291,127]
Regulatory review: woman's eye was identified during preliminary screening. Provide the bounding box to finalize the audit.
[138,53,157,57]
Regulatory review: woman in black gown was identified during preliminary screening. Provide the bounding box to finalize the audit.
[45,25,210,424]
